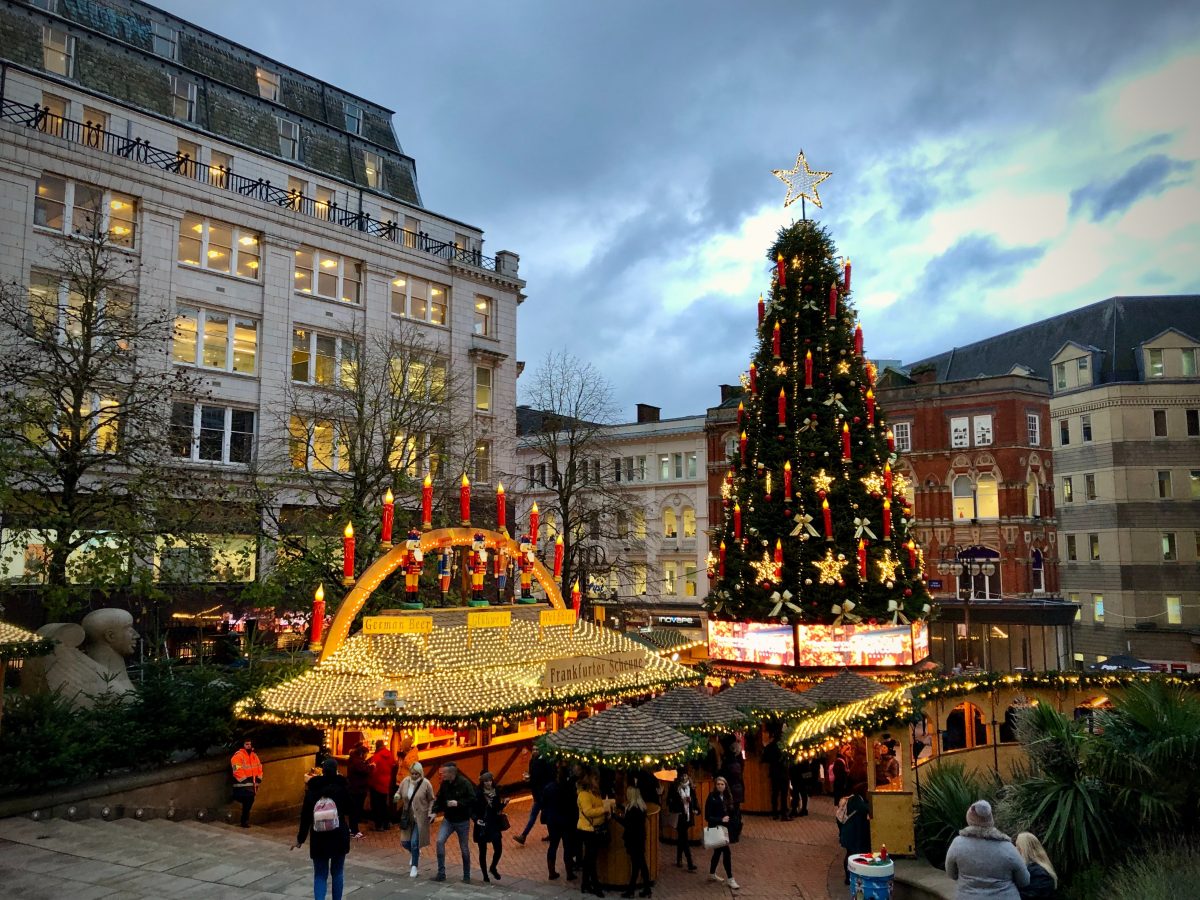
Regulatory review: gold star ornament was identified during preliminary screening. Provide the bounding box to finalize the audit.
[772,151,832,209]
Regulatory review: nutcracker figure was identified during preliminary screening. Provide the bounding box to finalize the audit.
[518,533,536,600]
[403,528,423,601]
[438,549,451,597]
[470,532,488,603]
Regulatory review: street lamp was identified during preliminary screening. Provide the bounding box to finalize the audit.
[937,548,997,668]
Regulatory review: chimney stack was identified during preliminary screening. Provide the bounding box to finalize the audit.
[636,403,661,424]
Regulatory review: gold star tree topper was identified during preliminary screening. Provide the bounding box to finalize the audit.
[772,151,832,208]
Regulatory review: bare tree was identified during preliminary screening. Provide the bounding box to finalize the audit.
[514,350,647,603]
[0,222,203,616]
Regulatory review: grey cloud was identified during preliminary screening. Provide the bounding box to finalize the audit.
[1069,154,1195,221]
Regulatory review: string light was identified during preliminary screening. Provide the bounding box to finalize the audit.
[750,552,776,583]
[860,472,885,495]
[812,549,846,585]
[812,469,834,494]
[876,549,900,583]
[771,151,832,209]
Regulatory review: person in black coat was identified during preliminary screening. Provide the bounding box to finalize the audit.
[516,747,555,844]
[838,783,871,885]
[761,730,789,819]
[617,781,651,898]
[295,758,353,900]
[541,776,569,880]
[1015,832,1058,899]
[666,770,697,871]
[718,737,746,806]
[473,771,508,883]
[556,766,582,881]
[704,776,740,889]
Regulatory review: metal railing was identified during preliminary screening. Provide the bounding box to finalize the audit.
[1,98,498,272]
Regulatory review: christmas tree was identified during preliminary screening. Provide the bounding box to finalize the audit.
[706,219,931,625]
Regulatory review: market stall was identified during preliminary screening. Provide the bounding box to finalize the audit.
[0,620,54,736]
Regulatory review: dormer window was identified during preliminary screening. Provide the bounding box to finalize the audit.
[1183,348,1198,378]
[1148,348,1165,378]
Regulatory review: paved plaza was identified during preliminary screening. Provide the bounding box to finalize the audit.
[0,795,846,899]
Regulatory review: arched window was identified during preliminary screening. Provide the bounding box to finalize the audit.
[976,474,999,520]
[944,701,988,751]
[662,507,678,538]
[1026,472,1041,517]
[953,475,974,520]
[682,506,696,538]
[1031,549,1044,593]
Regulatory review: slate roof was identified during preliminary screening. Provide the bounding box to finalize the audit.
[641,686,749,731]
[626,629,701,654]
[718,676,814,714]
[544,703,693,758]
[907,296,1200,385]
[799,670,888,705]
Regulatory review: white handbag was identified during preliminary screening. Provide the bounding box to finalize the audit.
[703,825,729,849]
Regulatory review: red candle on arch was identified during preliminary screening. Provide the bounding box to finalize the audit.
[496,482,506,532]
[459,474,471,525]
[381,488,395,545]
[310,584,326,647]
[342,522,355,583]
[421,473,433,530]
[553,534,564,579]
[842,422,851,461]
[529,502,539,543]
[822,499,833,539]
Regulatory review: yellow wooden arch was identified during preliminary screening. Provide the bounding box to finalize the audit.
[318,527,565,663]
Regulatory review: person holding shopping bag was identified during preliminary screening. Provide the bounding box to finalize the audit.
[704,776,740,890]
[394,762,434,878]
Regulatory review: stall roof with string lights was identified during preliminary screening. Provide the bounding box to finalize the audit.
[239,605,700,729]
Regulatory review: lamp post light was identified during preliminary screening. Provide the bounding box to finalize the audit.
[936,548,998,669]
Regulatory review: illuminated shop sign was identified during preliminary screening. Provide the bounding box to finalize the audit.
[655,615,701,627]
[794,621,930,667]
[708,621,796,666]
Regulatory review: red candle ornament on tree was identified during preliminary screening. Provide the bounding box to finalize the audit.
[907,539,917,570]
[737,401,744,429]
[783,461,793,501]
[882,499,892,538]
[718,540,726,578]
[866,389,875,425]
[822,498,833,539]
[553,534,564,580]
[777,387,787,428]
[749,363,757,395]
[310,584,326,647]
[421,473,433,530]
[757,293,765,327]
[381,488,395,545]
[884,462,892,497]
[844,257,852,293]
[828,283,838,317]
[854,324,864,357]
[733,502,742,540]
[804,350,813,389]
[887,428,895,453]
[776,252,786,288]
[342,522,355,584]
[739,430,748,463]
[842,422,851,461]
[772,322,781,358]
[496,482,506,533]
[858,539,867,579]
[459,473,471,525]
[773,539,783,581]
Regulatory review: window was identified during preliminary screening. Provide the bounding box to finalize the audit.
[1183,349,1198,377]
[363,151,382,189]
[616,510,630,539]
[170,403,254,464]
[291,328,357,387]
[1157,470,1173,499]
[42,25,74,77]
[1153,409,1167,437]
[1059,419,1070,446]
[473,440,491,483]
[1187,409,1199,437]
[170,76,196,122]
[1068,593,1081,621]
[1026,413,1039,446]
[176,138,200,178]
[35,174,137,247]
[475,366,492,412]
[295,247,360,302]
[27,272,131,344]
[663,562,677,596]
[663,508,677,538]
[276,117,300,160]
[208,150,232,189]
[1053,362,1066,390]
[31,0,60,10]
[1026,472,1041,517]
[256,68,279,102]
[973,414,993,446]
[1089,533,1100,561]
[315,186,334,219]
[1085,473,1096,501]
[682,506,696,538]
[40,92,66,122]
[474,295,493,336]
[81,104,106,135]
[391,432,440,478]
[684,562,698,597]
[950,416,969,449]
[953,475,974,520]
[1093,594,1104,623]
[173,306,257,374]
[1031,549,1044,592]
[686,451,698,479]
[1167,595,1182,626]
[178,214,260,278]
[670,452,682,479]
[344,102,362,135]
[659,454,670,480]
[1080,414,1092,442]
[634,509,646,539]
[1147,348,1164,378]
[1162,533,1177,561]
[1078,356,1089,372]
[893,421,912,452]
[288,415,349,472]
[390,274,448,324]
[975,474,998,519]
[1066,534,1077,561]
[152,22,178,59]
[633,564,647,595]
[1191,470,1200,499]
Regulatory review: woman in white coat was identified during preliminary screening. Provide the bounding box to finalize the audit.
[395,761,435,877]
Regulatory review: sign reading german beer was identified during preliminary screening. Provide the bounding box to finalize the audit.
[362,615,433,635]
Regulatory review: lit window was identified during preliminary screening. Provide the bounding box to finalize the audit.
[1147,348,1164,378]
[1162,532,1177,561]
[1026,472,1041,517]
[633,564,647,595]
[170,75,196,122]
[893,421,912,452]
[288,415,349,472]
[663,508,677,539]
[176,138,200,179]
[276,117,300,160]
[315,186,334,219]
[1053,362,1066,390]
[40,92,66,123]
[178,215,260,278]
[475,366,492,412]
[391,274,448,324]
[27,271,132,346]
[1183,348,1198,378]
[473,440,491,483]
[42,25,74,77]
[1191,470,1200,499]
[684,562,698,597]
[1062,476,1073,503]
[173,305,257,374]
[952,475,974,520]
[294,247,360,302]
[170,402,254,465]
[975,474,999,519]
[1166,595,1182,625]
[34,174,137,247]
[1093,594,1104,623]
[152,22,178,59]
[363,151,382,189]
[344,102,362,135]
[208,150,232,189]
[256,68,280,102]
[663,562,677,596]
[291,328,357,387]
[634,509,646,539]
[474,295,493,336]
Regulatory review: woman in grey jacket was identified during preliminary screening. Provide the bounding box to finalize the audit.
[944,801,1029,899]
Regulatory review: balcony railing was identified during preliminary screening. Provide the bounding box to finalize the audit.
[1,98,499,272]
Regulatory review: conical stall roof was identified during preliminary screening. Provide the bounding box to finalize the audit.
[719,675,814,717]
[625,628,704,656]
[542,703,701,769]
[800,670,888,706]
[642,686,749,733]
[0,620,54,662]
[240,606,699,729]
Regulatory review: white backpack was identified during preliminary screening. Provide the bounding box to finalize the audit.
[312,796,340,832]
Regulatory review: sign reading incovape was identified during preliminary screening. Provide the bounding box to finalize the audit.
[542,651,646,690]
[362,615,433,635]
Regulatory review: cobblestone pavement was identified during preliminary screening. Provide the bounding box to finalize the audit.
[0,796,845,899]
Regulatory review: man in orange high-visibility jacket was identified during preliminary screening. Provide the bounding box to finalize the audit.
[230,739,263,827]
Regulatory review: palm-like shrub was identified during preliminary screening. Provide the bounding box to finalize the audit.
[916,762,997,868]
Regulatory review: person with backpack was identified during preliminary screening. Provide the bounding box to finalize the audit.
[837,782,871,885]
[394,761,434,878]
[295,757,352,900]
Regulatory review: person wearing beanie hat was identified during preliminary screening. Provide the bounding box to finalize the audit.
[945,800,1029,899]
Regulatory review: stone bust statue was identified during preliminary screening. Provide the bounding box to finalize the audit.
[19,608,138,709]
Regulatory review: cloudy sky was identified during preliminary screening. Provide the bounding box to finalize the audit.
[163,0,1200,419]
